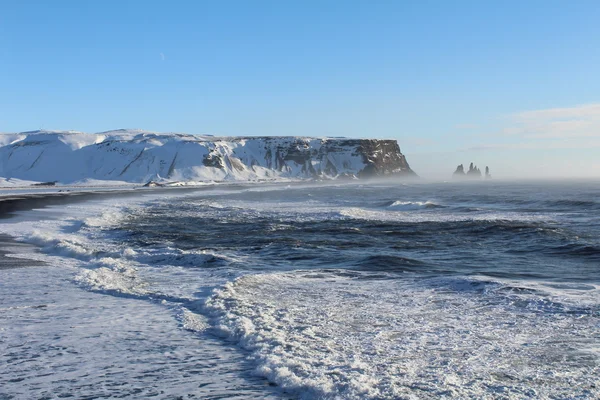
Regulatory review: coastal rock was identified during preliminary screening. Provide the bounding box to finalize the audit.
[467,162,482,177]
[485,166,492,179]
[453,164,466,177]
[453,162,486,179]
[0,130,416,184]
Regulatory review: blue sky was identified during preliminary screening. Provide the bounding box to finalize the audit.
[2,0,600,178]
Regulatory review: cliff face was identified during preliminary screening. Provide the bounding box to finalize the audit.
[0,130,415,184]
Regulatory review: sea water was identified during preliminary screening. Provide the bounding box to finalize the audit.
[1,181,599,399]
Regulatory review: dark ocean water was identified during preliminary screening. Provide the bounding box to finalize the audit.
[121,181,600,282]
[2,180,600,399]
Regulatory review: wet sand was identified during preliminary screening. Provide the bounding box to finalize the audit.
[0,183,258,218]
[0,190,136,270]
[0,189,140,218]
[0,235,45,269]
[0,187,190,269]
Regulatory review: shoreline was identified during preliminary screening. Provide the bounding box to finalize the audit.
[0,180,302,269]
[0,184,284,399]
[0,234,45,270]
[0,184,243,219]
[0,185,209,269]
[0,177,375,219]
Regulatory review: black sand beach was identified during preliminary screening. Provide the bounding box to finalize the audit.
[0,184,257,270]
[0,190,136,270]
[0,188,167,270]
[0,235,45,270]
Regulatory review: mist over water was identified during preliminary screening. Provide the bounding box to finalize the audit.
[2,180,600,398]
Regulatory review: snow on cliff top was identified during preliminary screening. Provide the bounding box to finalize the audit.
[0,129,353,142]
[0,129,409,186]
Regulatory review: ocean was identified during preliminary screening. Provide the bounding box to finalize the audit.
[1,180,599,399]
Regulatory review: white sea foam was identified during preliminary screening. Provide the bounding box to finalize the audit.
[169,193,555,226]
[339,206,553,223]
[0,265,278,399]
[75,258,147,296]
[3,183,598,399]
[386,200,440,210]
[204,270,600,399]
[0,189,285,398]
[0,191,253,302]
[1,195,154,295]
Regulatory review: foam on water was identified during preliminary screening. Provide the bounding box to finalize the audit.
[1,193,249,303]
[204,270,600,399]
[1,199,147,294]
[339,206,554,224]
[0,189,285,398]
[385,200,443,210]
[2,181,600,399]
[0,265,280,399]
[162,191,556,227]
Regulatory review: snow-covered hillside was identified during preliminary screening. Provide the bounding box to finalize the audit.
[0,129,415,185]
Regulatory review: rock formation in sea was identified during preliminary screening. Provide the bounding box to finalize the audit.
[453,162,487,179]
[0,129,417,184]
[485,166,492,179]
[453,164,466,177]
[467,162,482,177]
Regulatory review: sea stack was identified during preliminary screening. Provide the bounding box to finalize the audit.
[453,162,487,180]
[467,162,482,177]
[485,166,492,179]
[453,164,466,177]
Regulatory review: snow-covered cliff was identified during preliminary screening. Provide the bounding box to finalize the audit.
[0,130,415,185]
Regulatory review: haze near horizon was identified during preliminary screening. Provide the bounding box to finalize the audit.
[1,0,599,179]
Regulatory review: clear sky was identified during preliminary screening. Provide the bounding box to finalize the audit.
[2,0,600,179]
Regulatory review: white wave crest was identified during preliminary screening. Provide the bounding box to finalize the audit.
[340,207,552,223]
[75,258,147,296]
[387,200,439,211]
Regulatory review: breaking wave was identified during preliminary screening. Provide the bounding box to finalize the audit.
[204,271,600,399]
[382,200,444,210]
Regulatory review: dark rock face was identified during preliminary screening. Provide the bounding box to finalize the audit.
[202,152,225,169]
[355,139,415,178]
[485,166,492,179]
[220,137,416,179]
